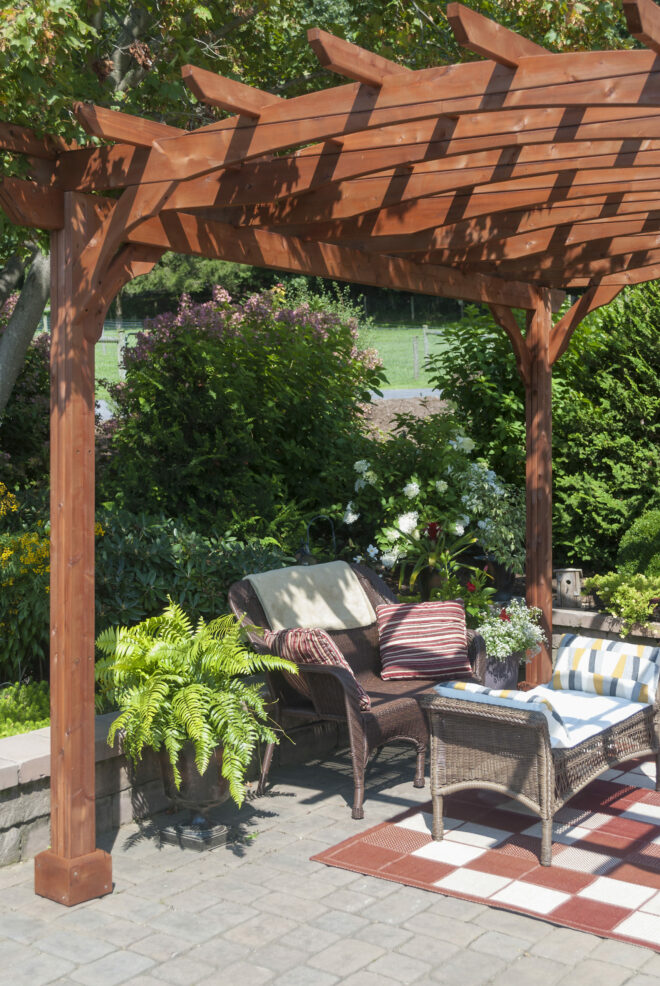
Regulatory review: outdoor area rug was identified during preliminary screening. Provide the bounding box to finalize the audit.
[311,758,660,951]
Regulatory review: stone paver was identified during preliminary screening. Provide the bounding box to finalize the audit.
[1,746,660,985]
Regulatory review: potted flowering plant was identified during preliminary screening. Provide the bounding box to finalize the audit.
[476,599,547,689]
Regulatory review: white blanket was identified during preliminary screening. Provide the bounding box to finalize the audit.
[247,561,376,632]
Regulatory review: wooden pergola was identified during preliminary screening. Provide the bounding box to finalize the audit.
[2,0,660,904]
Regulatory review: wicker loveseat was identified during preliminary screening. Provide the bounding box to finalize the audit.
[228,562,486,819]
[421,634,660,865]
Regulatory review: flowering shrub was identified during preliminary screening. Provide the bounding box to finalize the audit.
[342,412,525,574]
[99,285,384,529]
[476,600,546,660]
[0,681,50,737]
[0,524,50,682]
[0,295,50,487]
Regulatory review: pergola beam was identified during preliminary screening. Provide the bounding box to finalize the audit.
[624,0,660,54]
[447,2,549,66]
[307,28,411,84]
[181,65,282,117]
[125,212,541,309]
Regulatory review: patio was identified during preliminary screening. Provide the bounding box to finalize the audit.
[2,746,660,986]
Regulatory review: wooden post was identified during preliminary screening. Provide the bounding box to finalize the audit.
[34,193,112,906]
[412,335,420,378]
[524,288,553,684]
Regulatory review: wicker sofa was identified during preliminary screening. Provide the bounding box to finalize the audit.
[228,562,486,819]
[421,634,660,865]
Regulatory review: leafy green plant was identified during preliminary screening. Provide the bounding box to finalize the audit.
[0,525,50,683]
[428,286,660,570]
[617,509,660,577]
[0,681,50,738]
[584,572,660,637]
[95,601,296,806]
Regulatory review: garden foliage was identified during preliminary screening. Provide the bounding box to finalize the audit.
[99,285,384,531]
[0,680,50,738]
[428,285,660,569]
[583,572,660,636]
[96,601,296,805]
[617,508,660,578]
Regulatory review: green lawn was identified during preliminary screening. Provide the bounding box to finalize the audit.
[359,325,449,389]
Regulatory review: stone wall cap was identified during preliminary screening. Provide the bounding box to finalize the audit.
[553,607,660,641]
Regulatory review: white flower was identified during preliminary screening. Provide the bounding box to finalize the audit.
[435,480,448,494]
[353,459,370,474]
[353,554,363,563]
[343,502,359,525]
[354,477,366,492]
[381,550,399,569]
[397,511,419,536]
[366,544,379,559]
[403,481,420,499]
[453,523,465,536]
[461,437,475,453]
[363,469,378,486]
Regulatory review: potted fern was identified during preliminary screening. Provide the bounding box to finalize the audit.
[95,600,296,823]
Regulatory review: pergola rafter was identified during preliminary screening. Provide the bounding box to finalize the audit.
[1,0,660,907]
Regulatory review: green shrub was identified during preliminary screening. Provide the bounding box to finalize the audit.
[428,285,660,569]
[0,525,50,683]
[95,508,294,634]
[617,509,660,577]
[0,681,50,738]
[584,572,660,636]
[98,285,384,529]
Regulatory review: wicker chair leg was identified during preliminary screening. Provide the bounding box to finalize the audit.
[256,741,276,796]
[431,794,444,840]
[540,817,553,866]
[413,745,426,788]
[351,768,365,820]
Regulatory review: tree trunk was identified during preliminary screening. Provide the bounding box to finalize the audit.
[0,249,50,417]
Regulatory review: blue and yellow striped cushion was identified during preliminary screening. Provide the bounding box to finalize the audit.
[552,634,660,704]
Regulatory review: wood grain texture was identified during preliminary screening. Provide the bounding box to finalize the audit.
[447,2,548,66]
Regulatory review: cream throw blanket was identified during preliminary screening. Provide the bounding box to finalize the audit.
[246,561,377,632]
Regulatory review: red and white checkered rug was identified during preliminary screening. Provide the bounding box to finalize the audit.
[311,758,660,951]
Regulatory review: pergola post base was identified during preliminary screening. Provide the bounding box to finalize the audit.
[34,849,112,907]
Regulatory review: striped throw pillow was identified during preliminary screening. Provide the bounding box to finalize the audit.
[552,634,660,704]
[264,627,371,711]
[377,600,472,681]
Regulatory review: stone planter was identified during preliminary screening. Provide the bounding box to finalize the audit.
[483,651,524,690]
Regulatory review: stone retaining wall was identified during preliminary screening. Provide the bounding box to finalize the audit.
[0,712,345,867]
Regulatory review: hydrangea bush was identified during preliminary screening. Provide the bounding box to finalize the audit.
[341,412,525,575]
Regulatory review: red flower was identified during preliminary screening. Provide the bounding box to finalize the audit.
[466,581,476,593]
[499,607,511,622]
[425,522,441,540]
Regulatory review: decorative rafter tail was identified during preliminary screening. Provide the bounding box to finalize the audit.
[307,28,411,85]
[623,0,660,54]
[446,2,549,66]
[181,65,281,117]
[73,103,183,146]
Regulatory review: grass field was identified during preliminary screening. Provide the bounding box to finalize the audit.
[94,324,450,398]
[359,324,449,389]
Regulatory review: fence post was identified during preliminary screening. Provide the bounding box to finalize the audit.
[422,324,429,360]
[412,335,419,379]
[117,328,125,380]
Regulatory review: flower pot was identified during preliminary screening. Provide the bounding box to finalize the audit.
[159,743,230,818]
[483,651,524,690]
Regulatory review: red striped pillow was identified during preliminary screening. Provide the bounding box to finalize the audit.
[377,600,472,681]
[264,627,371,710]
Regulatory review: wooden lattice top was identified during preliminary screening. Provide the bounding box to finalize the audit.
[4,1,660,326]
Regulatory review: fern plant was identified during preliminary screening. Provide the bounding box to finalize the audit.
[95,600,296,806]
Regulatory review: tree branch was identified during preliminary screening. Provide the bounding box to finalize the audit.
[0,250,49,417]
